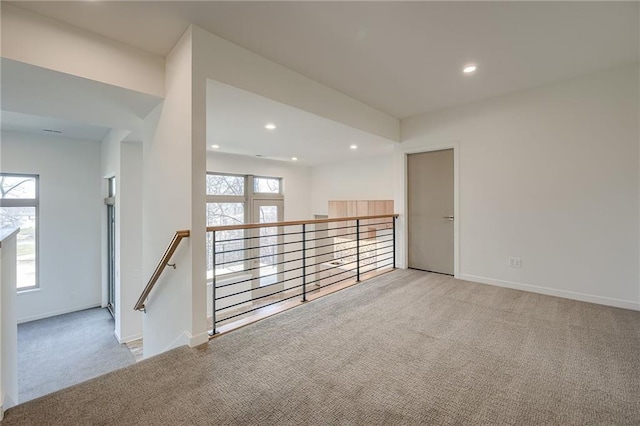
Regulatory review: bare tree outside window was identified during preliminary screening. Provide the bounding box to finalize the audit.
[0,174,39,289]
[206,175,245,196]
[254,177,280,194]
[206,173,283,279]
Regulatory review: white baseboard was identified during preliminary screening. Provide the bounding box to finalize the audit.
[115,331,142,344]
[17,303,102,324]
[188,330,210,348]
[458,274,640,311]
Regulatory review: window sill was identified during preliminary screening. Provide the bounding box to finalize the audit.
[17,287,40,295]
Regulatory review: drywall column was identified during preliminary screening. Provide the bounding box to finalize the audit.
[142,27,208,357]
[101,130,145,344]
[118,142,143,342]
[0,228,19,417]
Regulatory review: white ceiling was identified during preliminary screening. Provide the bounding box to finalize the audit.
[10,1,639,119]
[0,58,163,142]
[207,80,394,166]
[1,110,110,141]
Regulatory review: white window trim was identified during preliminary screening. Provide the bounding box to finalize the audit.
[206,173,284,280]
[0,173,40,291]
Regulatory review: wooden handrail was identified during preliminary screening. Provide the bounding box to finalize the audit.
[206,214,399,232]
[134,230,190,312]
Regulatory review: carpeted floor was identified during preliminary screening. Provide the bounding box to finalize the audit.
[4,270,640,425]
[17,307,135,403]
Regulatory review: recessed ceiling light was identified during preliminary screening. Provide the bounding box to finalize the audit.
[265,123,276,130]
[291,157,298,161]
[463,64,477,74]
[350,144,358,150]
[211,144,220,149]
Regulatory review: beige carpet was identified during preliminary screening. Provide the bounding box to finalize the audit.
[4,269,640,425]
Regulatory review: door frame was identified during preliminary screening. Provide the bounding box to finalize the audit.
[105,176,116,317]
[400,142,460,277]
[250,198,285,299]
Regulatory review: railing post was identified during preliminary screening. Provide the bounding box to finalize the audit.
[356,219,361,282]
[302,224,307,302]
[392,217,396,269]
[211,230,217,335]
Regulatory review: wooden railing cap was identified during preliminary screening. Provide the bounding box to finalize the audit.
[207,213,399,232]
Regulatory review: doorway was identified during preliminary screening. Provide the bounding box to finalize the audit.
[251,199,284,298]
[407,149,454,275]
[105,177,116,317]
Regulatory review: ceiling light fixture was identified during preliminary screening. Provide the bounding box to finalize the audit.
[350,144,358,150]
[291,157,298,161]
[211,144,220,149]
[463,64,477,74]
[265,123,276,130]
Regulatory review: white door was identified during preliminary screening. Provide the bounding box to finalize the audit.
[251,200,284,298]
[407,149,454,275]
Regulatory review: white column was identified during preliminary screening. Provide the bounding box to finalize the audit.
[1,228,19,417]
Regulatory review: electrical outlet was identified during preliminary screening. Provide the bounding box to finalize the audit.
[509,257,522,268]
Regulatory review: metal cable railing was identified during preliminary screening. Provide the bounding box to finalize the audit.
[207,214,398,335]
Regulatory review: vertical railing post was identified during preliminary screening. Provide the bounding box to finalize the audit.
[392,217,396,269]
[302,224,307,302]
[356,219,361,282]
[211,230,217,335]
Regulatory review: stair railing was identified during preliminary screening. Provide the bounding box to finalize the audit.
[207,214,398,335]
[133,230,190,312]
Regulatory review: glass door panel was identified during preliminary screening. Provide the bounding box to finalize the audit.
[251,200,283,297]
[105,177,116,317]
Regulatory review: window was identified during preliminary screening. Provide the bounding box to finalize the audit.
[0,174,39,290]
[207,174,245,197]
[254,177,280,194]
[206,173,283,278]
[206,174,247,277]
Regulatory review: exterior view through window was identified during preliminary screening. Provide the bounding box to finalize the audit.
[206,173,283,282]
[0,174,39,289]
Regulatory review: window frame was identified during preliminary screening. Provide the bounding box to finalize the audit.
[206,173,284,279]
[0,173,40,291]
[253,176,283,196]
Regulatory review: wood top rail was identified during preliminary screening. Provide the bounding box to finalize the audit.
[206,214,399,232]
[134,230,190,312]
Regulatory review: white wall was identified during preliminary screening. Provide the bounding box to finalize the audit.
[118,142,143,342]
[399,65,640,309]
[2,131,103,322]
[310,154,394,216]
[1,3,164,98]
[207,152,313,221]
[0,230,19,416]
[101,130,144,343]
[142,27,208,357]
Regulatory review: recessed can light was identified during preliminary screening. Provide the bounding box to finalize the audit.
[265,123,276,130]
[463,64,477,74]
[211,144,220,149]
[350,144,358,150]
[291,157,298,161]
